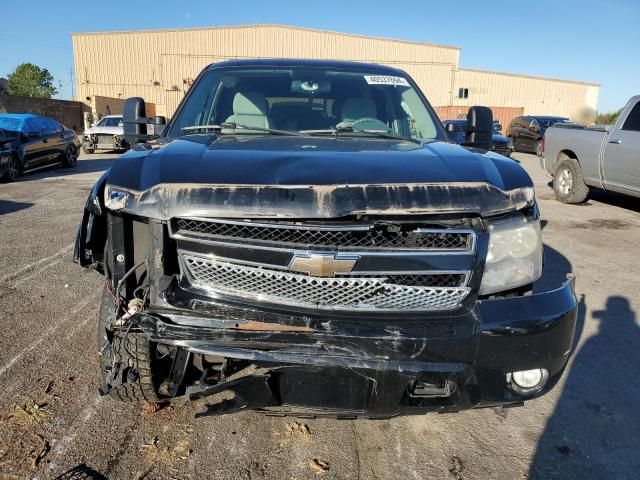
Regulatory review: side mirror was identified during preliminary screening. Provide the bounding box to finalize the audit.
[464,106,493,151]
[445,123,457,133]
[123,97,167,145]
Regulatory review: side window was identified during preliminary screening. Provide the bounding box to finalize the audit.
[622,102,640,132]
[43,118,60,134]
[529,119,539,131]
[24,118,42,135]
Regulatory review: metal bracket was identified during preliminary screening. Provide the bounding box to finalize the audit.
[159,349,192,397]
[184,374,277,417]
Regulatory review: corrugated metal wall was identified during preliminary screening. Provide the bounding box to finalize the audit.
[453,68,599,118]
[72,24,459,117]
[435,106,524,131]
[72,24,598,120]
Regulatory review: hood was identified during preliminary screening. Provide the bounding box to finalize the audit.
[84,125,123,136]
[105,135,534,219]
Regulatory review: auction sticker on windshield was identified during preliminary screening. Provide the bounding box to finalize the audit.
[364,75,410,87]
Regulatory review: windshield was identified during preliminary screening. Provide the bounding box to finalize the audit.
[97,117,123,127]
[167,66,444,142]
[538,118,568,128]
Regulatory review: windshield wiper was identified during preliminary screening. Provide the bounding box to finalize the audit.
[303,126,422,145]
[181,125,223,132]
[220,122,303,136]
[181,123,302,136]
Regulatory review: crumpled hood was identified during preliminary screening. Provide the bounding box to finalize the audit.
[105,135,534,219]
[84,125,122,136]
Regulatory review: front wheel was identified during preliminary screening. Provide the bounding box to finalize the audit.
[62,145,78,168]
[97,287,167,404]
[553,158,589,204]
[2,155,20,182]
[82,145,95,154]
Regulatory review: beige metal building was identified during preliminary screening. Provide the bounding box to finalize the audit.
[71,24,599,128]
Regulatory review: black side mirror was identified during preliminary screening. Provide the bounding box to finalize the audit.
[123,97,167,145]
[464,106,493,151]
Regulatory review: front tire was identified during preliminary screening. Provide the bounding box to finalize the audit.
[553,158,589,204]
[97,287,165,404]
[509,137,517,152]
[2,155,20,182]
[62,145,78,168]
[82,145,95,154]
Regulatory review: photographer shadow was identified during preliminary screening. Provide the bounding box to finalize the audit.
[529,295,640,479]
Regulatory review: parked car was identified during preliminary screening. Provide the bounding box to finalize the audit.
[74,59,577,419]
[506,115,570,156]
[81,115,128,154]
[542,95,640,203]
[0,114,80,182]
[443,119,513,157]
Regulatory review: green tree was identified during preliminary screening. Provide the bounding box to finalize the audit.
[594,108,623,125]
[7,63,58,98]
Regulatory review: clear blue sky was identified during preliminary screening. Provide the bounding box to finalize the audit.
[1,0,637,112]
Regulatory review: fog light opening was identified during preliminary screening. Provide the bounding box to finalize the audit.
[507,368,549,395]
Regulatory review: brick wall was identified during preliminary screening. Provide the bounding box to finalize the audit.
[0,94,87,132]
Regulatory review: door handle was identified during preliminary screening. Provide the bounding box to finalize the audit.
[608,139,622,144]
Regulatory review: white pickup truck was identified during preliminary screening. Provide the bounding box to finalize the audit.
[542,95,640,203]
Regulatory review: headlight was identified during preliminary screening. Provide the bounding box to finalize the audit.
[480,215,542,295]
[104,185,130,211]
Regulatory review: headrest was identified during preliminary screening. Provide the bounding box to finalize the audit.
[341,98,377,122]
[233,92,268,116]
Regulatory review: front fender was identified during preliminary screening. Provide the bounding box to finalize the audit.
[73,169,110,270]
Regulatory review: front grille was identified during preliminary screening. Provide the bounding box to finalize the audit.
[181,254,469,311]
[492,142,509,155]
[173,218,471,250]
[93,134,115,146]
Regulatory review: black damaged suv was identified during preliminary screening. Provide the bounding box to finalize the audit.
[74,59,577,418]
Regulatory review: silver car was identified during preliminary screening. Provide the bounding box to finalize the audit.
[542,95,640,203]
[82,115,128,154]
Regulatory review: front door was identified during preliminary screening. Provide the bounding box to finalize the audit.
[22,118,49,168]
[602,101,640,194]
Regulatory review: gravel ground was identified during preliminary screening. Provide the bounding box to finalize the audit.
[0,151,638,480]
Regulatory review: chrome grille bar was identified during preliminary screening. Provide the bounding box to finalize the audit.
[180,254,470,312]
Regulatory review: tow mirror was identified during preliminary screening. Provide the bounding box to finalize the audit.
[123,97,167,145]
[464,106,493,151]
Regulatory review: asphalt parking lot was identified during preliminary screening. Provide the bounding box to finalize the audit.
[0,151,639,480]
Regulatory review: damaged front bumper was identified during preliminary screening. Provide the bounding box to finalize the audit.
[132,277,577,418]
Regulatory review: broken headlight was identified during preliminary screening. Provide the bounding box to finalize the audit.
[104,185,130,211]
[479,215,542,295]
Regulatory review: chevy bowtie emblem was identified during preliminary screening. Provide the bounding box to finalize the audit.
[289,253,358,277]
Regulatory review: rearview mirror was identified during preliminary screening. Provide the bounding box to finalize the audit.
[123,97,167,145]
[464,106,493,151]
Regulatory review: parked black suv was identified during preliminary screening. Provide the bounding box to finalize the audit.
[506,115,569,156]
[74,59,577,419]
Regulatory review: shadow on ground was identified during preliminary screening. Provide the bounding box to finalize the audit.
[54,463,107,480]
[530,293,640,478]
[0,199,33,215]
[14,157,116,183]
